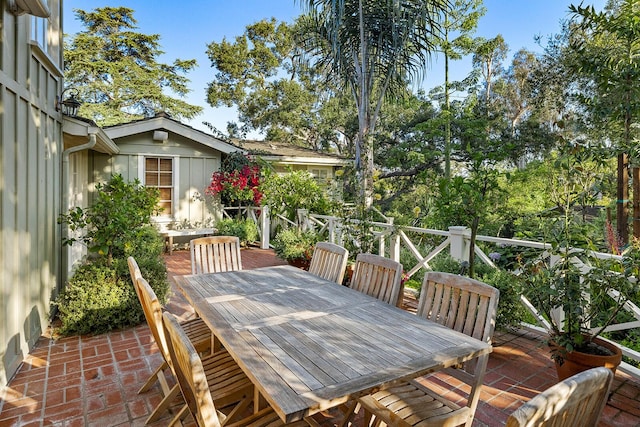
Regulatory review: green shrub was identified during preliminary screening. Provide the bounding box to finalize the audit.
[272,229,320,262]
[55,262,135,335]
[261,170,337,221]
[59,174,160,263]
[55,175,168,336]
[54,225,169,335]
[216,218,259,246]
[476,267,527,330]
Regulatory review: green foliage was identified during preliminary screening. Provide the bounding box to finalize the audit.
[56,174,168,336]
[55,262,132,335]
[64,6,202,125]
[54,227,169,336]
[215,218,259,246]
[272,229,320,262]
[59,174,160,263]
[261,170,337,221]
[517,142,640,362]
[474,265,527,330]
[205,17,353,150]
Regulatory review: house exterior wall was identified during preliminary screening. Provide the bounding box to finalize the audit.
[0,0,64,387]
[91,131,222,230]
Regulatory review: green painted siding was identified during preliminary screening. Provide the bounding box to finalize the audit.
[1,1,64,388]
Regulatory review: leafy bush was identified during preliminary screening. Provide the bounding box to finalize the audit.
[55,175,168,336]
[216,218,259,246]
[272,229,320,262]
[59,174,160,263]
[261,170,337,221]
[55,262,133,335]
[54,225,169,335]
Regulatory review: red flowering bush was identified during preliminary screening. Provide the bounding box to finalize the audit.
[205,153,263,206]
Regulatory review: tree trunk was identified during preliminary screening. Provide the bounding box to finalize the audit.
[617,152,629,243]
[444,20,451,181]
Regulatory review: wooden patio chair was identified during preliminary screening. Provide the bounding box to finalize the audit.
[127,256,143,300]
[136,277,252,425]
[308,242,349,284]
[349,253,403,307]
[506,366,613,427]
[162,311,312,427]
[190,235,242,275]
[348,271,500,427]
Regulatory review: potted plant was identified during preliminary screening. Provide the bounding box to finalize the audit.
[517,142,640,380]
[272,228,320,270]
[519,243,640,380]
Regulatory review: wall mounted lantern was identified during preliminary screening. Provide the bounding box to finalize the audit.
[56,88,81,117]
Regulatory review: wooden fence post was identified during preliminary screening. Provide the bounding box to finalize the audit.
[260,205,270,249]
[449,226,471,262]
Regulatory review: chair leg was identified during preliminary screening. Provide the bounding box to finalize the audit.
[146,383,181,424]
[138,360,169,394]
[338,400,359,427]
[220,394,253,426]
[167,404,189,427]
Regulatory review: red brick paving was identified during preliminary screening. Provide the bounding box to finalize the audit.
[0,248,638,426]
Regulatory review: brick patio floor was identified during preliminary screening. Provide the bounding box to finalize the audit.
[1,248,639,426]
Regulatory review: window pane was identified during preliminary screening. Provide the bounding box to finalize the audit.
[145,158,158,172]
[145,173,158,186]
[159,174,172,186]
[159,188,172,200]
[160,159,172,171]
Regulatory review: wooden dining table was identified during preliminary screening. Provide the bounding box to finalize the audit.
[174,265,492,423]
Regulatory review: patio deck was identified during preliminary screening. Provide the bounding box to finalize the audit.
[1,248,639,427]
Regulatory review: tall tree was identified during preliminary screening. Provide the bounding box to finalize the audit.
[435,0,486,180]
[300,0,448,208]
[569,0,640,241]
[64,7,202,126]
[206,18,354,153]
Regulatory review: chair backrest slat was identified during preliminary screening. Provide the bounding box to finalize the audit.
[418,272,499,344]
[506,367,613,427]
[350,253,403,307]
[308,242,349,284]
[127,256,143,301]
[136,277,172,364]
[163,311,222,427]
[190,236,242,275]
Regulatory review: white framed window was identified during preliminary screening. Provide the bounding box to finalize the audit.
[310,169,329,181]
[28,0,60,66]
[144,157,174,217]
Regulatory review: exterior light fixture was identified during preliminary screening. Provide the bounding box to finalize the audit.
[56,88,81,117]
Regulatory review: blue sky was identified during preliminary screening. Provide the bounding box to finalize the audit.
[63,0,607,137]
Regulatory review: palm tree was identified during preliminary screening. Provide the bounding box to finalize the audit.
[300,0,448,208]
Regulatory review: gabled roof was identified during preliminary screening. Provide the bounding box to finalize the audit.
[233,139,350,167]
[103,113,242,155]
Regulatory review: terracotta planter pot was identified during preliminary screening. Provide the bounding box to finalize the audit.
[552,336,622,381]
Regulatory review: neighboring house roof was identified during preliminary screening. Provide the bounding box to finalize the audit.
[63,116,120,154]
[233,139,350,167]
[103,112,242,155]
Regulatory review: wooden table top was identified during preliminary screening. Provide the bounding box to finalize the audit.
[174,265,492,423]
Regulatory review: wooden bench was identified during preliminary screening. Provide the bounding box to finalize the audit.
[160,228,216,255]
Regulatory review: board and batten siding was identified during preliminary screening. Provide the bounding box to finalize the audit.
[1,1,64,388]
[91,132,222,229]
